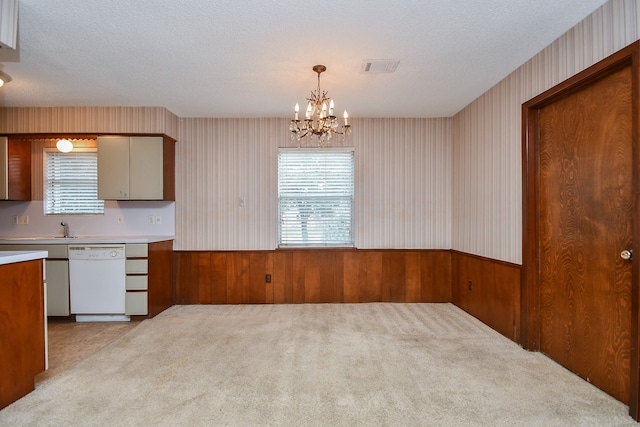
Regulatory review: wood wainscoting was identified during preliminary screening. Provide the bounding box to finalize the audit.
[174,249,452,305]
[451,250,521,342]
[173,249,521,343]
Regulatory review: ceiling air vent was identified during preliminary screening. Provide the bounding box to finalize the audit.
[361,59,400,73]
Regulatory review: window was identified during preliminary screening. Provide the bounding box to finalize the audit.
[278,149,354,247]
[44,150,104,215]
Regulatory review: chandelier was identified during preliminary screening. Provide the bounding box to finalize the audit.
[290,65,351,146]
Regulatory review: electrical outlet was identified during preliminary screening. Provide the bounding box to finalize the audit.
[265,274,272,283]
[14,215,29,225]
[117,215,124,224]
[148,215,155,225]
[468,280,473,291]
[155,215,162,225]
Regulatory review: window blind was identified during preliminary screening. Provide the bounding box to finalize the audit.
[278,149,354,247]
[45,151,104,215]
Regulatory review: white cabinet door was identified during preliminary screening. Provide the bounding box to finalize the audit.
[125,292,148,315]
[98,136,163,200]
[97,136,130,200]
[45,259,69,316]
[130,136,163,199]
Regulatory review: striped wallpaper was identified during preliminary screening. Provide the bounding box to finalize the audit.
[452,0,639,264]
[175,117,451,250]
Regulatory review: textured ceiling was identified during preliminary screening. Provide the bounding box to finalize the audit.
[0,0,609,118]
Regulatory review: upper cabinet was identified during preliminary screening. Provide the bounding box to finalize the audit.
[97,136,175,201]
[0,136,31,201]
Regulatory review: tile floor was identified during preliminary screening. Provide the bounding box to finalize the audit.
[36,319,140,385]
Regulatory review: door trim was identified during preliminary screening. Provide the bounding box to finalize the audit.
[521,41,640,419]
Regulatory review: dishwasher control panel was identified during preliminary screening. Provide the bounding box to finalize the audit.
[68,245,125,260]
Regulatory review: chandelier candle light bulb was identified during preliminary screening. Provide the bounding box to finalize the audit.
[289,64,352,147]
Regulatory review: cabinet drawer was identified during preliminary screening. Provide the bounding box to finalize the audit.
[125,292,148,315]
[0,244,68,258]
[125,259,148,274]
[39,244,68,258]
[125,243,148,258]
[126,275,148,290]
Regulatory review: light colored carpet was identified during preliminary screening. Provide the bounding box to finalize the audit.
[0,303,635,426]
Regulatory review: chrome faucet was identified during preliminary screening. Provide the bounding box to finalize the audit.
[61,221,69,238]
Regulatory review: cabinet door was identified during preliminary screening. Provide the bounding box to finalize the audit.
[45,260,69,316]
[0,136,31,201]
[0,136,7,200]
[97,136,130,200]
[129,137,163,199]
[125,292,148,315]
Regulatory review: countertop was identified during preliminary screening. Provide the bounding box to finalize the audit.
[0,235,174,245]
[0,250,49,266]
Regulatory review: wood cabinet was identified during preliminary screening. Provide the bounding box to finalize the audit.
[0,259,45,409]
[97,136,175,200]
[125,240,174,317]
[0,240,173,320]
[0,244,70,316]
[0,136,31,200]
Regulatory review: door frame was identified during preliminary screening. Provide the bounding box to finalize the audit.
[521,41,640,418]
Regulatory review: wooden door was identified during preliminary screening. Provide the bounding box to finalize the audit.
[522,42,640,418]
[539,64,632,403]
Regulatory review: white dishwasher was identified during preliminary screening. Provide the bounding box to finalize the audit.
[69,245,129,322]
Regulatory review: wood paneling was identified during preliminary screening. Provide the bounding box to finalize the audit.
[174,249,451,305]
[451,251,521,342]
[421,250,452,302]
[172,248,526,347]
[0,259,45,409]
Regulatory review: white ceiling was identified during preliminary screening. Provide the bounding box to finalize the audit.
[0,0,609,118]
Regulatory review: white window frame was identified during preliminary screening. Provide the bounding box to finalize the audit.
[44,148,104,215]
[278,148,355,248]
